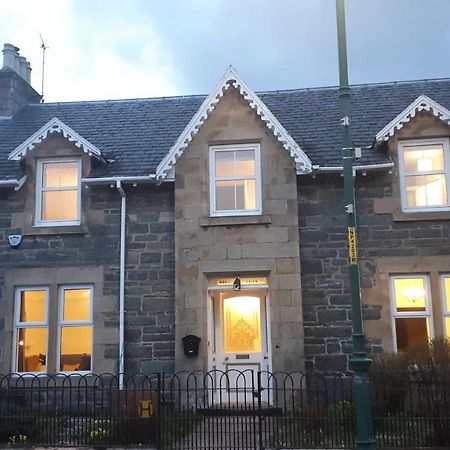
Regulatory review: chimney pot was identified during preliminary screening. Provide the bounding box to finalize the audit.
[2,43,19,72]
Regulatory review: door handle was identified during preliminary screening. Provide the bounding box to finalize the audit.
[224,356,229,361]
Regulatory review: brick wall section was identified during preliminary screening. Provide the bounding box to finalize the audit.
[298,171,450,372]
[0,182,175,374]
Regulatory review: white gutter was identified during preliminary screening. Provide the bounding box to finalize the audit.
[310,162,394,174]
[0,175,26,190]
[82,175,157,185]
[116,180,126,390]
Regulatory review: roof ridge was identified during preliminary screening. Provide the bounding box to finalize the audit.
[29,76,450,106]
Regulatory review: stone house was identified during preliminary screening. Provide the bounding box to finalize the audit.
[1,43,450,377]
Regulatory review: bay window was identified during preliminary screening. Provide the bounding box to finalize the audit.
[398,139,450,212]
[209,144,262,216]
[36,159,81,226]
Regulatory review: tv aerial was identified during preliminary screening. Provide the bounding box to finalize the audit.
[39,34,49,102]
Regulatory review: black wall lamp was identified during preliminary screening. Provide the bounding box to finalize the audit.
[233,276,241,291]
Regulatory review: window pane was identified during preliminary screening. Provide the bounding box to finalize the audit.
[63,289,91,321]
[235,150,255,176]
[236,179,256,210]
[42,190,78,221]
[404,145,444,173]
[16,327,47,372]
[395,317,429,351]
[444,277,450,312]
[216,180,236,210]
[19,290,46,322]
[405,174,447,207]
[445,317,450,340]
[215,151,235,177]
[60,326,92,372]
[43,162,79,188]
[393,278,427,312]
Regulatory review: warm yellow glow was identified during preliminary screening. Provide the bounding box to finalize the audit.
[445,278,450,312]
[16,327,47,372]
[445,318,450,339]
[20,290,46,322]
[42,190,78,220]
[224,296,261,353]
[43,162,79,188]
[404,146,444,172]
[60,326,92,371]
[406,175,447,207]
[63,289,91,321]
[394,278,426,311]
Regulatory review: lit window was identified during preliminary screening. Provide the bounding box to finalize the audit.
[36,159,81,226]
[441,275,450,339]
[58,286,93,372]
[14,288,48,373]
[390,275,433,351]
[209,144,261,216]
[399,140,450,212]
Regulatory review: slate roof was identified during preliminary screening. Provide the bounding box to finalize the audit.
[2,77,450,181]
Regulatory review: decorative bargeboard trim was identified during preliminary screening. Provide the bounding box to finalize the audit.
[376,95,450,142]
[156,66,312,180]
[8,117,105,162]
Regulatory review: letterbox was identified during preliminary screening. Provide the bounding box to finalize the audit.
[182,335,201,357]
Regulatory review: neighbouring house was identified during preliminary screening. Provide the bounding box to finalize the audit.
[0,42,450,377]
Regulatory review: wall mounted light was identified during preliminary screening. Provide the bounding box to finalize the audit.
[233,276,241,291]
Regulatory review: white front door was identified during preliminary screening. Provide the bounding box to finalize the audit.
[208,288,271,402]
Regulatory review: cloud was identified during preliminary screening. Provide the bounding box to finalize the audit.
[0,0,179,101]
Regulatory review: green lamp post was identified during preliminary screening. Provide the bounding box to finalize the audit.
[335,1,376,449]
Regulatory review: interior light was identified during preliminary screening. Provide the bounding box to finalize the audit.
[402,286,425,303]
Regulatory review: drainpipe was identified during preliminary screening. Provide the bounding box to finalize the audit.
[116,180,126,390]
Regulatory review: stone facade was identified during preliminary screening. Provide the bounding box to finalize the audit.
[0,137,175,373]
[173,87,304,373]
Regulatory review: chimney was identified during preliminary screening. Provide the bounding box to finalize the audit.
[0,43,41,117]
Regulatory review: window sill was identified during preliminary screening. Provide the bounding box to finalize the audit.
[200,215,272,227]
[22,225,88,236]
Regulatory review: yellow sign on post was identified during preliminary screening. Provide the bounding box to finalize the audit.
[348,227,358,264]
[139,400,153,418]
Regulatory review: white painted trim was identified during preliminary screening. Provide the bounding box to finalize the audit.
[376,95,450,142]
[398,138,450,213]
[8,117,105,162]
[81,175,157,185]
[56,285,94,375]
[209,143,262,217]
[440,274,450,338]
[35,158,82,227]
[156,66,312,180]
[389,274,434,352]
[12,286,50,375]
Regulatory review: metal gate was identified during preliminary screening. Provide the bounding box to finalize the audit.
[159,370,354,450]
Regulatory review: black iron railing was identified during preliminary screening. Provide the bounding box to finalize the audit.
[0,370,450,449]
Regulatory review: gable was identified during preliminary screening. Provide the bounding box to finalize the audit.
[8,117,106,162]
[156,67,312,181]
[376,95,450,142]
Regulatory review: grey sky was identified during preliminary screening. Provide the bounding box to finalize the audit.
[1,0,449,101]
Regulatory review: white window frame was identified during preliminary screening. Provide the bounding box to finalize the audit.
[440,274,450,339]
[12,286,49,375]
[35,158,82,227]
[398,138,450,213]
[56,284,94,374]
[209,143,262,217]
[389,274,434,351]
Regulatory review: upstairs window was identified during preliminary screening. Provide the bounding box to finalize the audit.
[209,144,262,217]
[390,275,433,351]
[398,139,450,212]
[36,159,81,226]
